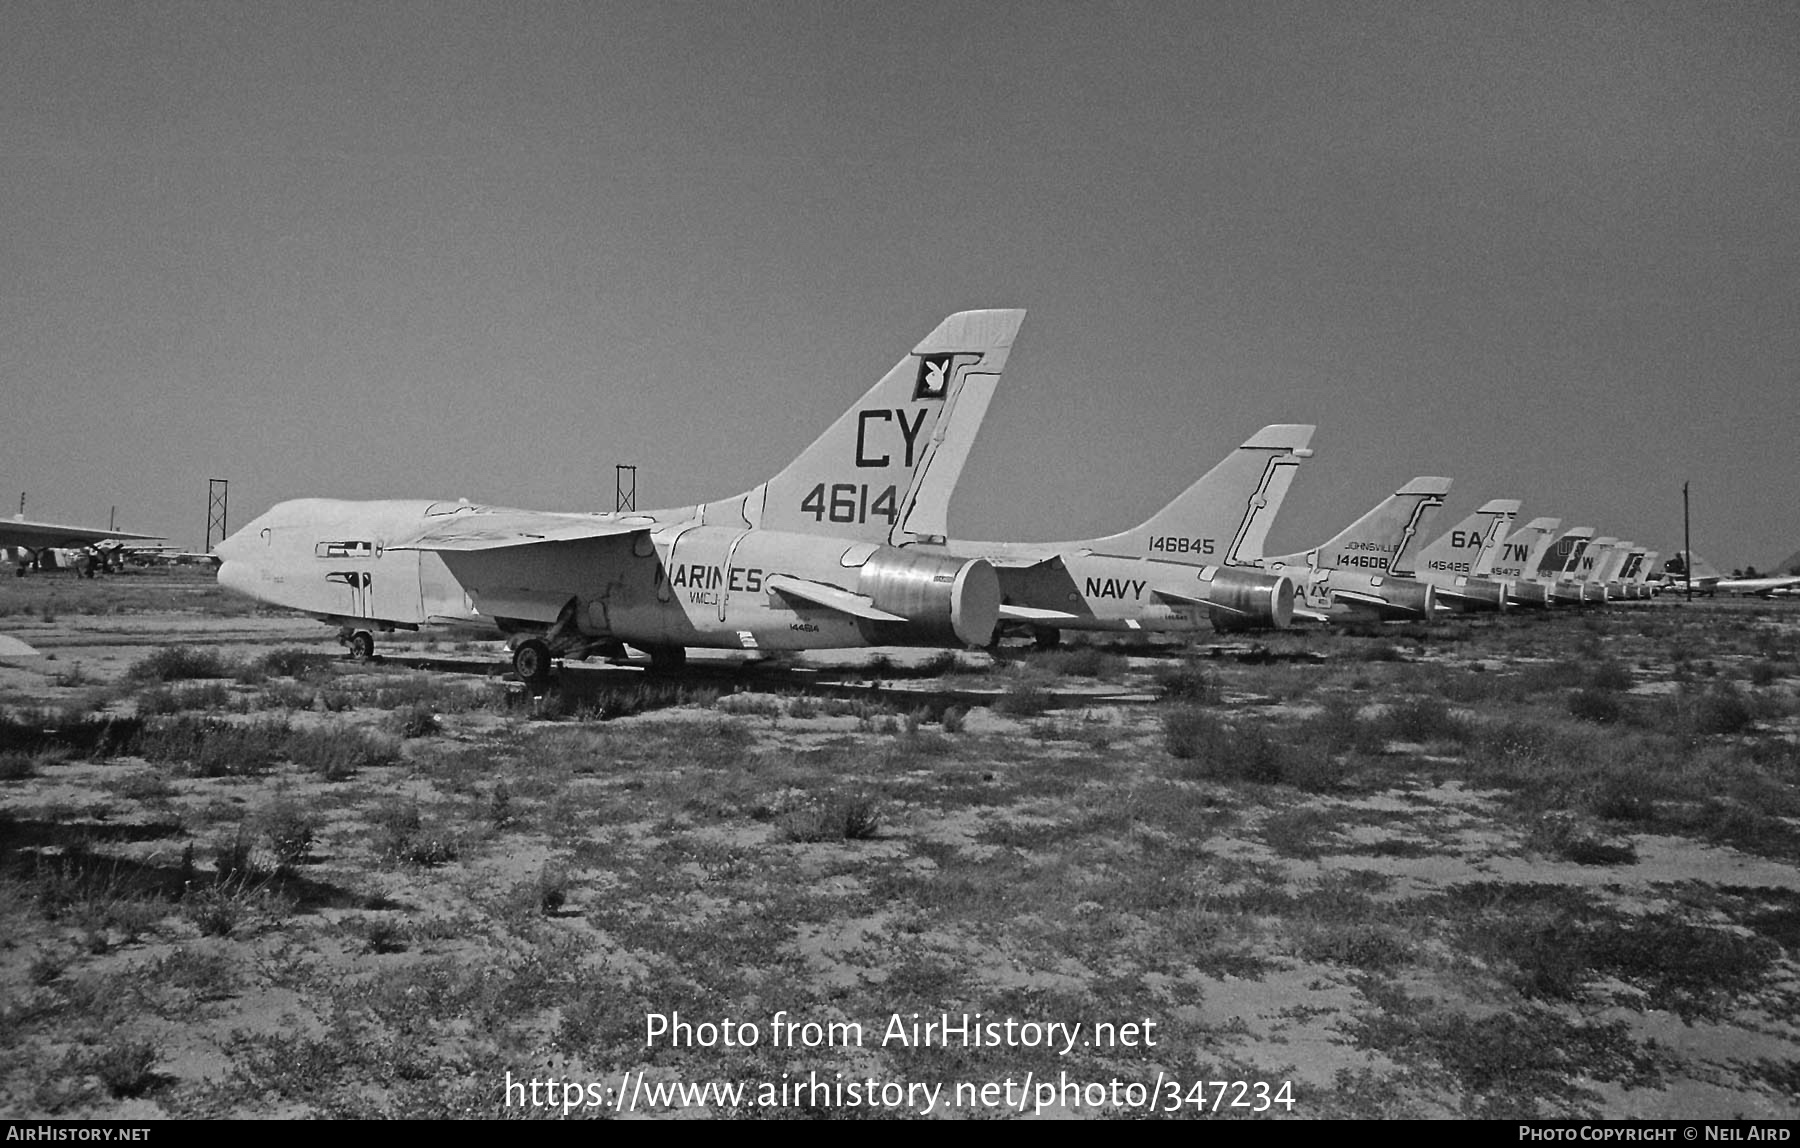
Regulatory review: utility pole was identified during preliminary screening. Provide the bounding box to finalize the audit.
[1683,481,1692,602]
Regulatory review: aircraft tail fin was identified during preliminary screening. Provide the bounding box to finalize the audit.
[1680,552,1723,581]
[702,309,1026,544]
[1082,425,1315,563]
[1486,516,1562,579]
[1575,537,1620,581]
[1418,497,1521,576]
[1536,527,1596,578]
[1273,476,1451,576]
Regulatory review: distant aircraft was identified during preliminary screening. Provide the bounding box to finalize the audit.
[911,424,1315,646]
[1250,477,1452,622]
[1662,553,1800,597]
[83,542,222,569]
[215,310,1026,681]
[2,515,161,577]
[1413,499,1521,613]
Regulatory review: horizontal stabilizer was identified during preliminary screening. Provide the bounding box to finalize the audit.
[983,554,1062,570]
[1397,477,1455,497]
[763,574,907,623]
[1432,585,1486,603]
[997,603,1081,622]
[1241,424,1317,453]
[389,512,651,552]
[1151,587,1244,615]
[1330,589,1395,609]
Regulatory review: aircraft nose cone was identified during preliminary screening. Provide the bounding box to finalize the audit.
[216,559,256,599]
[212,521,260,564]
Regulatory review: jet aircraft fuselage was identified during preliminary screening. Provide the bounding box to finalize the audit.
[217,499,998,657]
[214,309,1026,677]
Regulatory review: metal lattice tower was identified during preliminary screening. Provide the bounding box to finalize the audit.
[615,465,637,513]
[205,479,229,553]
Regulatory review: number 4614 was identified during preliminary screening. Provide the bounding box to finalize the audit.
[801,483,898,525]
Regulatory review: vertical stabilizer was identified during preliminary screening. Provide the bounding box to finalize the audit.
[1417,498,1521,577]
[707,309,1026,544]
[1268,477,1452,576]
[1487,516,1562,579]
[1575,536,1619,581]
[1083,425,1316,564]
[1537,527,1596,578]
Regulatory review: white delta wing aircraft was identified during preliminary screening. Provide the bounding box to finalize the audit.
[1250,477,1452,622]
[912,424,1315,646]
[1413,498,1521,613]
[215,310,1027,681]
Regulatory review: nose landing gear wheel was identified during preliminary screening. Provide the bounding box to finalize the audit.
[512,638,553,687]
[348,630,375,660]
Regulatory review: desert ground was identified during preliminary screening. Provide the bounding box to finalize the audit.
[0,568,1795,1119]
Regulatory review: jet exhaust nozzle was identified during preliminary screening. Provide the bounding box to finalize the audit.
[1507,581,1552,609]
[856,549,1001,647]
[1452,577,1509,614]
[1552,581,1587,607]
[1202,567,1296,631]
[1379,578,1437,621]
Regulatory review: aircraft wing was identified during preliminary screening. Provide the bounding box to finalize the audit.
[387,512,651,552]
[763,574,908,623]
[1719,575,1800,595]
[0,519,161,549]
[983,554,1061,570]
[1151,587,1249,616]
[997,603,1081,621]
[1328,588,1394,610]
[1432,585,1491,604]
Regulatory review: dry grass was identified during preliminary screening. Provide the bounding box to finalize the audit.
[0,597,1796,1118]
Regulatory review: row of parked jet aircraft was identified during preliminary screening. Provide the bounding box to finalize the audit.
[203,310,1787,683]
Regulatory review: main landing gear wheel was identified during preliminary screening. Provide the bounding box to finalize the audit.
[1032,626,1063,650]
[348,630,375,660]
[512,639,553,688]
[646,646,687,674]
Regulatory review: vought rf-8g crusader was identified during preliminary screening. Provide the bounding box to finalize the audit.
[216,310,1025,684]
[1413,498,1521,614]
[1250,477,1452,623]
[912,424,1315,647]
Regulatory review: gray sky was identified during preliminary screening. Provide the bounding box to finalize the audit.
[6,1,1797,568]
